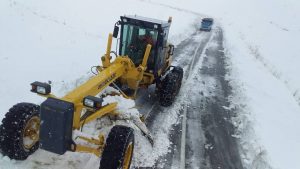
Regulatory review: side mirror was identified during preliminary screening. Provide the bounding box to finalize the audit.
[168,44,174,55]
[113,25,119,38]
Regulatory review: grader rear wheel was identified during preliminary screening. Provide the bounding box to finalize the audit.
[0,103,40,160]
[100,125,134,169]
[159,66,183,107]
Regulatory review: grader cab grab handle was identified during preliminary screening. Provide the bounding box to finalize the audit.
[102,33,113,68]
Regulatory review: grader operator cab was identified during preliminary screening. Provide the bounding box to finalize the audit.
[0,15,183,169]
[117,16,173,72]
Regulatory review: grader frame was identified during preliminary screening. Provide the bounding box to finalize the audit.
[36,33,154,157]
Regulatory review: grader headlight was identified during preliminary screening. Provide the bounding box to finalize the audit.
[31,81,51,95]
[83,96,103,110]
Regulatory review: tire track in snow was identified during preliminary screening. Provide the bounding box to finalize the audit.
[7,0,102,39]
[247,44,300,107]
[237,31,300,108]
[179,31,213,169]
[179,105,187,169]
[198,28,244,169]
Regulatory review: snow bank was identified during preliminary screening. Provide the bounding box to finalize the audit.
[224,33,300,169]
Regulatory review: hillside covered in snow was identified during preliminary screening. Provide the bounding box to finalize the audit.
[1,0,300,169]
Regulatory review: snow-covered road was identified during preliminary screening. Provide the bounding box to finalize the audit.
[134,27,243,169]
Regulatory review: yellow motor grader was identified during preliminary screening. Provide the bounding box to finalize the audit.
[0,15,183,169]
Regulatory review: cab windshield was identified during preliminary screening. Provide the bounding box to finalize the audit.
[121,24,158,67]
[202,20,213,27]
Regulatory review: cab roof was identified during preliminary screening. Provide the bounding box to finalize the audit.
[202,18,214,22]
[121,15,171,29]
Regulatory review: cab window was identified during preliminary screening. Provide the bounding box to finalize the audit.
[121,24,158,68]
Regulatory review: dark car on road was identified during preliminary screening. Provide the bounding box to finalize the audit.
[200,18,214,31]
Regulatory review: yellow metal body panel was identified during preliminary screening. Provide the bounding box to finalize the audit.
[75,134,105,157]
[62,60,125,128]
[140,72,155,87]
[103,33,113,68]
[75,145,101,157]
[79,103,118,126]
[62,62,125,103]
[142,44,152,67]
[35,31,168,157]
[60,41,153,129]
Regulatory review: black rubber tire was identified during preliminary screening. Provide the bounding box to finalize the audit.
[159,66,183,107]
[100,125,134,169]
[0,103,40,160]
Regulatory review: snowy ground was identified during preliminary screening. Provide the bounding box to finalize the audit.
[1,0,300,169]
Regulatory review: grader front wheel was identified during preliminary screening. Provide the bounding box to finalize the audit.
[100,125,134,169]
[0,103,40,160]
